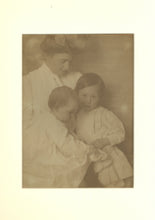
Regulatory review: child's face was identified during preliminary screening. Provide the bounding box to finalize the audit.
[78,84,100,111]
[55,98,78,123]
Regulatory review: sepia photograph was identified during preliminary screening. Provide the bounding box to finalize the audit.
[22,34,134,188]
[1,0,155,219]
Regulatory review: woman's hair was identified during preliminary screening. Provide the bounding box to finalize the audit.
[48,86,78,110]
[40,35,71,57]
[75,73,105,97]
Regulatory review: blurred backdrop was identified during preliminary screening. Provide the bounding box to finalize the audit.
[23,34,133,165]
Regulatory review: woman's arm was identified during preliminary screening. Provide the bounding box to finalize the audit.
[23,76,33,128]
[45,115,92,159]
[59,132,91,158]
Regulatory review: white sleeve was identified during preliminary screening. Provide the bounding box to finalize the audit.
[23,75,33,128]
[46,125,90,162]
[102,110,125,146]
[62,133,90,157]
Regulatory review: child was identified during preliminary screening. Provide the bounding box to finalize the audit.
[75,73,133,187]
[23,86,93,188]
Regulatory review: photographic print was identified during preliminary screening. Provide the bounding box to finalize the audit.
[22,34,133,188]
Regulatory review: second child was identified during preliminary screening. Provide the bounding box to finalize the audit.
[75,73,133,187]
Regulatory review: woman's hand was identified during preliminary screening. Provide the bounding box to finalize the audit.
[91,138,110,149]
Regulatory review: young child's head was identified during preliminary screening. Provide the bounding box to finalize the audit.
[75,73,105,111]
[48,86,79,122]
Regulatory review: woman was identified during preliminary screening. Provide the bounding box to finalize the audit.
[23,35,90,187]
[23,35,83,128]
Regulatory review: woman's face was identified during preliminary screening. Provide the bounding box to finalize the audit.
[46,53,72,76]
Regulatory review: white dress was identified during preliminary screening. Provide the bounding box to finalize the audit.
[76,106,133,186]
[23,112,90,188]
[23,62,81,128]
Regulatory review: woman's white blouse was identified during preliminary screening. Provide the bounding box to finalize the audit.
[23,63,81,128]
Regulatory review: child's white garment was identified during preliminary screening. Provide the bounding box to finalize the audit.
[23,111,90,188]
[76,106,133,186]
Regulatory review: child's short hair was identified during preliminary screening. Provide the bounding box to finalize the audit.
[75,73,105,96]
[48,86,78,110]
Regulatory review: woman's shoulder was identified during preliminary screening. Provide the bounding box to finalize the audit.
[67,71,82,79]
[24,63,47,80]
[63,71,82,89]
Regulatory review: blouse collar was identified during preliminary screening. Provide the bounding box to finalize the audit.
[41,62,63,86]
